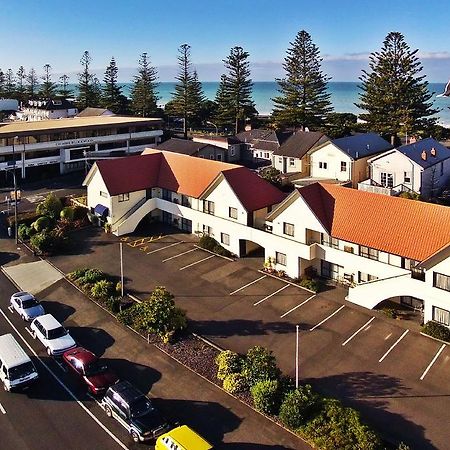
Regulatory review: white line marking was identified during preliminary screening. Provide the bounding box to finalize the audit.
[0,308,129,450]
[280,295,316,318]
[379,329,409,363]
[254,284,290,306]
[87,393,103,407]
[179,255,215,271]
[309,305,346,331]
[384,333,392,340]
[147,241,183,254]
[0,402,6,414]
[7,306,13,313]
[420,344,446,380]
[342,317,375,346]
[162,247,197,262]
[230,275,266,295]
[25,327,34,337]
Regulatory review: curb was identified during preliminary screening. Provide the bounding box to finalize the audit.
[257,269,317,294]
[420,332,450,346]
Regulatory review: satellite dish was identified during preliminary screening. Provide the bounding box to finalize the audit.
[436,79,450,97]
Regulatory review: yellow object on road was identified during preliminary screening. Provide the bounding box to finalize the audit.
[155,425,213,450]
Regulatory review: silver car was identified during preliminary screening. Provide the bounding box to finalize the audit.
[10,292,45,322]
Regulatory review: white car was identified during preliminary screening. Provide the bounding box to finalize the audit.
[10,292,45,321]
[30,314,76,356]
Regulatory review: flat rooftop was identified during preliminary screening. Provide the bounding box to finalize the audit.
[0,116,163,137]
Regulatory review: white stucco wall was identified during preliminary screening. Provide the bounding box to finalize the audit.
[273,156,302,174]
[86,169,111,217]
[310,143,352,181]
[110,190,146,225]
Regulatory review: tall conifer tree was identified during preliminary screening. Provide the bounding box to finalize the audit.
[77,51,97,109]
[0,69,5,98]
[59,74,72,98]
[16,66,27,104]
[40,64,57,98]
[26,68,39,100]
[4,69,16,97]
[101,57,122,113]
[357,31,437,142]
[272,30,332,130]
[214,74,233,128]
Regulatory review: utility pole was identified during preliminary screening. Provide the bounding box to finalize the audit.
[120,242,124,297]
[295,324,299,389]
[12,136,19,246]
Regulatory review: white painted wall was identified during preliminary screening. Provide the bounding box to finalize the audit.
[85,169,111,218]
[310,143,352,181]
[273,156,302,174]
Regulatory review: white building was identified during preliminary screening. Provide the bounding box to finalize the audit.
[363,138,450,198]
[0,116,163,183]
[84,152,450,328]
[18,99,78,121]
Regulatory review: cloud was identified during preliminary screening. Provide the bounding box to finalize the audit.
[418,51,450,60]
[323,52,370,62]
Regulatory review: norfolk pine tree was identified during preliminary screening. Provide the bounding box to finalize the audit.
[272,30,332,130]
[0,69,5,97]
[26,68,39,99]
[77,51,97,109]
[59,74,72,98]
[130,52,159,117]
[40,64,57,98]
[16,66,27,104]
[101,57,123,113]
[356,32,438,143]
[4,69,16,97]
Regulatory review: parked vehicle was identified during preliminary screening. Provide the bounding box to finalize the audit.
[30,314,76,356]
[101,381,170,442]
[0,333,39,391]
[10,292,45,322]
[156,425,213,450]
[62,347,118,395]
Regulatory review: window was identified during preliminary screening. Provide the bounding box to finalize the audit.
[321,234,339,249]
[289,158,295,167]
[202,225,212,236]
[216,154,222,161]
[203,200,215,215]
[411,266,425,281]
[404,172,411,183]
[264,152,269,159]
[118,193,129,202]
[278,157,282,163]
[340,161,347,172]
[441,161,444,176]
[181,195,190,207]
[275,252,287,266]
[229,207,238,219]
[283,222,294,237]
[433,306,450,326]
[400,296,423,310]
[434,272,450,291]
[359,245,379,260]
[162,188,171,200]
[381,172,394,188]
[358,272,378,283]
[100,191,108,198]
[319,162,328,169]
[210,154,214,160]
[402,258,418,270]
[230,147,235,156]
[221,233,230,246]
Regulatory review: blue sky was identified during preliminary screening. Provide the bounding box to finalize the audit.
[1,0,450,82]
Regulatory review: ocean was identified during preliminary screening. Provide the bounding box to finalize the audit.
[75,81,450,126]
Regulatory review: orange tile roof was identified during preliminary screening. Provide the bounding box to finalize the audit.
[299,183,450,261]
[96,149,285,211]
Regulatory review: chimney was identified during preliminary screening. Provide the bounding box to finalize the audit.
[355,151,359,159]
[430,147,437,157]
[421,150,427,161]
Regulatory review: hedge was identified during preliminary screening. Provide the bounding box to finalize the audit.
[223,373,247,394]
[241,346,280,386]
[421,321,450,343]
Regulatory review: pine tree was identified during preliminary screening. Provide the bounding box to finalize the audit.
[39,64,57,98]
[16,66,27,104]
[92,76,102,108]
[101,57,123,113]
[272,30,332,131]
[0,69,5,97]
[59,74,72,98]
[4,69,16,97]
[357,32,438,142]
[26,68,39,99]
[214,74,233,129]
[188,70,206,126]
[130,52,159,117]
[77,51,97,109]
[219,46,255,134]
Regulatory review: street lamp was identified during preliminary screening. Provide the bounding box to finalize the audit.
[295,324,299,388]
[11,136,19,246]
[206,121,218,135]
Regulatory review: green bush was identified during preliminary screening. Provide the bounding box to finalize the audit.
[73,206,88,221]
[81,268,105,284]
[251,379,281,415]
[32,216,51,232]
[397,443,411,450]
[299,278,319,292]
[60,206,74,221]
[91,280,114,299]
[382,307,398,319]
[421,321,450,343]
[223,373,247,394]
[68,267,89,281]
[105,296,121,314]
[30,231,54,253]
[198,235,217,251]
[242,346,281,387]
[279,385,319,429]
[115,282,123,296]
[300,398,381,450]
[213,244,232,258]
[117,304,140,326]
[215,350,242,381]
[18,223,32,241]
[36,193,63,219]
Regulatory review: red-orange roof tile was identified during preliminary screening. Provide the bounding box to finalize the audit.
[299,183,450,261]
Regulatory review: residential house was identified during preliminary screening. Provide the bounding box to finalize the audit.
[157,138,227,161]
[18,99,78,121]
[272,131,329,175]
[363,138,450,198]
[192,135,241,162]
[309,133,392,187]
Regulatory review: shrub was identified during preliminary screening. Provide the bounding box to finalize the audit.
[397,443,411,450]
[215,350,242,381]
[91,280,114,299]
[81,268,105,285]
[223,373,247,394]
[382,307,398,319]
[36,193,63,219]
[212,244,232,257]
[18,223,32,241]
[251,379,281,415]
[299,278,319,292]
[117,304,140,326]
[30,231,54,253]
[68,267,89,281]
[421,321,450,343]
[242,346,281,387]
[105,296,121,314]
[60,206,74,221]
[300,398,381,450]
[73,206,87,221]
[115,282,123,296]
[279,385,319,429]
[32,216,51,232]
[198,235,217,251]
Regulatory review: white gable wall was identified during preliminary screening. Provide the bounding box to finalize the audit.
[310,143,352,181]
[85,168,112,218]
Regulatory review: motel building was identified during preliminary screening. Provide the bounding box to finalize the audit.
[0,116,163,185]
[84,150,450,329]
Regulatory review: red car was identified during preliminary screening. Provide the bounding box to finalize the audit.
[63,347,119,395]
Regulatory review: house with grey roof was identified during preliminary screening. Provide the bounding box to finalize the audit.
[272,131,329,175]
[308,133,392,187]
[157,138,228,161]
[192,135,241,162]
[364,137,450,198]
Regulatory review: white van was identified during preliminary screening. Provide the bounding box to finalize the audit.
[0,334,38,391]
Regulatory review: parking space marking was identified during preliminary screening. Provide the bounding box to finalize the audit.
[254,284,289,306]
[162,247,198,262]
[229,275,266,295]
[54,358,68,373]
[7,305,13,313]
[342,317,376,346]
[179,255,215,271]
[419,344,446,380]
[25,326,34,337]
[379,329,409,363]
[309,305,346,332]
[384,333,393,340]
[280,294,316,318]
[147,241,183,254]
[0,402,6,414]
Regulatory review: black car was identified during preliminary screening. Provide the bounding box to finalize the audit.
[100,381,170,442]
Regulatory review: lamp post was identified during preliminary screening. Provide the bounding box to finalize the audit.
[295,324,299,389]
[12,136,19,246]
[120,242,124,297]
[206,121,218,135]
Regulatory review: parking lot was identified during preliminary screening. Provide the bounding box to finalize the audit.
[48,226,450,449]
